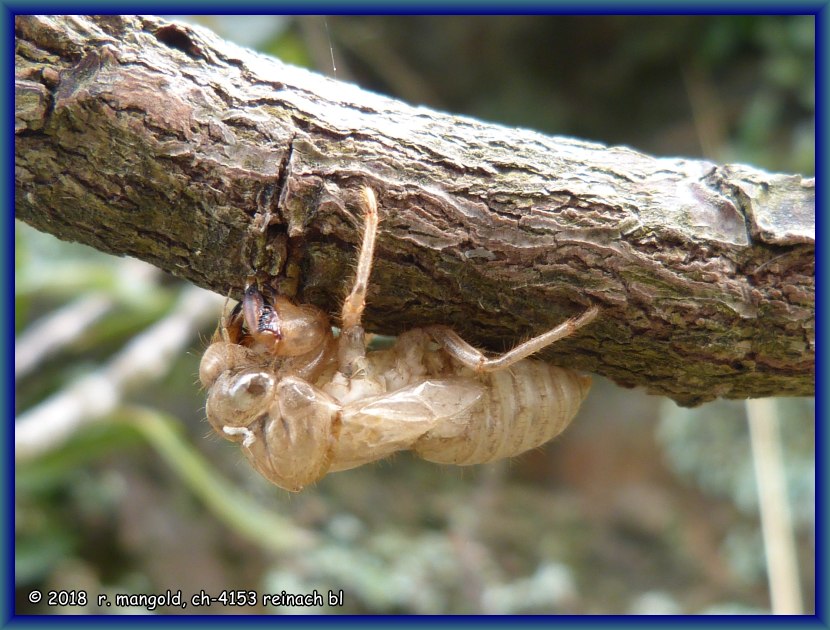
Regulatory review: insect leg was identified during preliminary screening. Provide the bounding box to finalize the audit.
[340,186,379,332]
[425,304,599,372]
[338,186,380,375]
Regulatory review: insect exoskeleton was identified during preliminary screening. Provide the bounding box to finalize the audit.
[412,362,592,465]
[199,185,599,491]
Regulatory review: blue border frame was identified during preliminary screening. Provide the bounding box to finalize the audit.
[5,3,15,626]
[6,4,824,626]
[1,2,828,13]
[815,1,826,625]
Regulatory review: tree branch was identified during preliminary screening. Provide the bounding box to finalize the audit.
[15,15,814,405]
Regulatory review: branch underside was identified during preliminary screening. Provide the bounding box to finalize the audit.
[15,15,815,405]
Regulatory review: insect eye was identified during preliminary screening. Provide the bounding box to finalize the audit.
[229,371,274,410]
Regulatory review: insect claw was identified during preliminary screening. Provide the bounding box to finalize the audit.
[242,284,280,339]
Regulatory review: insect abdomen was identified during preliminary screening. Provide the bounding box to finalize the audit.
[413,361,591,465]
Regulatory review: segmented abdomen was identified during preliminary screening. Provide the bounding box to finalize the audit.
[413,361,591,465]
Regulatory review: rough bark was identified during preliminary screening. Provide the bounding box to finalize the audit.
[15,15,814,406]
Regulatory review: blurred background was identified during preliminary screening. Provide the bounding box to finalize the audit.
[15,15,814,615]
